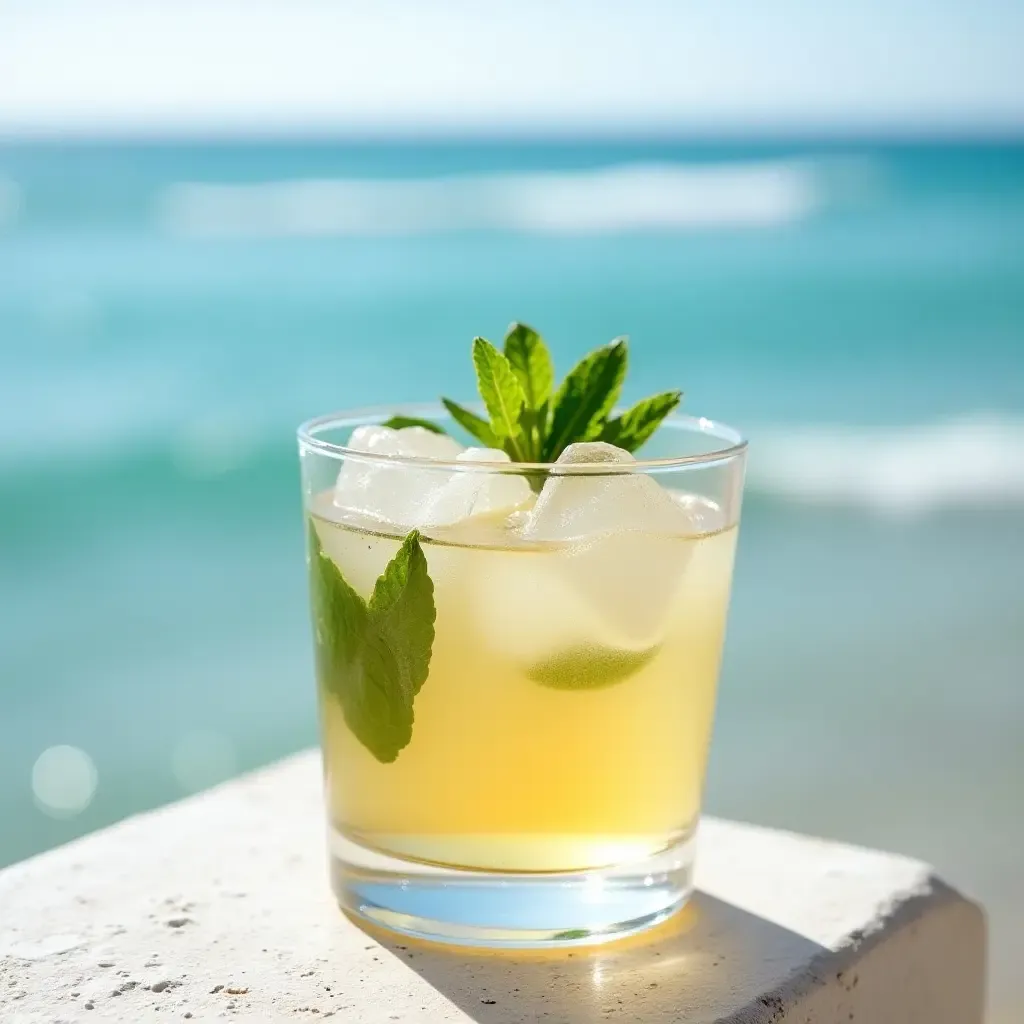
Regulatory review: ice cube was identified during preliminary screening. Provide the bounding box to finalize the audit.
[469,545,622,667]
[459,448,533,516]
[508,441,698,646]
[420,448,532,528]
[333,424,464,528]
[520,442,692,541]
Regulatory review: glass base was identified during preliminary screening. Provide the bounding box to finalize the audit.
[329,828,695,948]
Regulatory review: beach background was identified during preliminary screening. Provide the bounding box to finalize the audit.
[2,3,1023,1019]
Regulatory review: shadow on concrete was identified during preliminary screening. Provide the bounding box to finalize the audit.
[366,891,826,1023]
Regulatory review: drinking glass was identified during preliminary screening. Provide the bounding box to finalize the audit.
[298,404,746,947]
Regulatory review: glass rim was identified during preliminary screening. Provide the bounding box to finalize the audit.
[297,403,746,474]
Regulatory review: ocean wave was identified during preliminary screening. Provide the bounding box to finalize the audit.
[747,415,1024,514]
[156,160,825,238]
[4,407,1023,517]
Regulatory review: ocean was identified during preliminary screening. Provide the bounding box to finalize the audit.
[1,138,1022,1014]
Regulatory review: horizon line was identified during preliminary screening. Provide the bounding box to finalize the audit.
[3,124,1024,147]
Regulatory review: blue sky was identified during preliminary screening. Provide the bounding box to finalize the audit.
[1,0,1022,135]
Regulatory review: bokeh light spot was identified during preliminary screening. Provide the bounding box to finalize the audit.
[31,745,98,818]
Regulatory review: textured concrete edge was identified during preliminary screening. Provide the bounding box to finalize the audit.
[0,749,990,1023]
[733,876,987,1023]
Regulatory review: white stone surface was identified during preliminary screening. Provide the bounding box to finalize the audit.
[0,750,985,1023]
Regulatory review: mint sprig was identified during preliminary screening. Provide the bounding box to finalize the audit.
[309,525,435,763]
[438,322,682,462]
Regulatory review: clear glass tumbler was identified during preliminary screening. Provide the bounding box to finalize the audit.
[298,405,746,947]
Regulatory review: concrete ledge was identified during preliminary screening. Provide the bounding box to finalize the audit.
[0,751,985,1022]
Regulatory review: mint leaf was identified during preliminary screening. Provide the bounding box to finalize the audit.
[542,339,628,461]
[527,643,659,691]
[441,397,499,447]
[368,530,435,706]
[309,525,435,763]
[380,415,447,435]
[472,337,527,459]
[504,322,554,411]
[309,525,367,685]
[599,391,682,452]
[344,631,415,764]
[504,322,554,462]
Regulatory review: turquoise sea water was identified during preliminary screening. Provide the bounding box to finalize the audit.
[1,139,1023,1010]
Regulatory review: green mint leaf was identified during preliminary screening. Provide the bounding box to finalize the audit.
[380,415,447,435]
[471,337,527,459]
[504,322,555,411]
[599,391,683,452]
[344,631,415,764]
[368,530,436,707]
[504,322,555,462]
[309,525,367,687]
[441,397,499,447]
[527,644,660,691]
[309,524,435,764]
[542,338,628,461]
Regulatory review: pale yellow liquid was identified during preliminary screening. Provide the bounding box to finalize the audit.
[311,495,736,873]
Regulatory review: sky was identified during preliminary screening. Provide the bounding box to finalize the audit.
[1,0,1023,136]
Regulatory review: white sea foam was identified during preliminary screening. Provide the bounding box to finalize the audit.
[747,415,1024,515]
[156,160,823,238]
